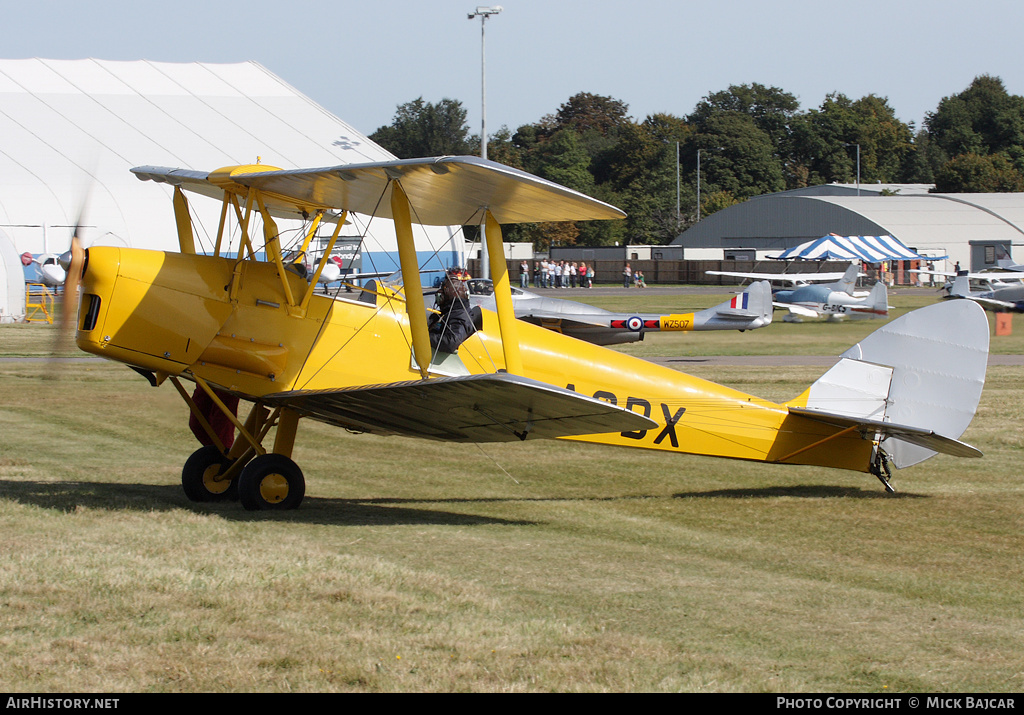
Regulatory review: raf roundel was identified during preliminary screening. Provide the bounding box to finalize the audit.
[626,316,644,332]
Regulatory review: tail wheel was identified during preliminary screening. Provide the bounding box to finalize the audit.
[238,454,305,511]
[182,445,237,502]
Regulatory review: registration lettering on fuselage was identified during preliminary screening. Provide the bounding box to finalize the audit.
[566,384,686,447]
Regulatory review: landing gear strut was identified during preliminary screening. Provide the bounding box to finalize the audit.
[174,376,306,510]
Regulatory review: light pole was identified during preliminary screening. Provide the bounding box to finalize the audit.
[843,142,861,196]
[674,141,680,225]
[468,5,502,277]
[697,148,702,222]
[468,6,502,161]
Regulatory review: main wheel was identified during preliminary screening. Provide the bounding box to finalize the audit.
[182,445,237,502]
[237,454,305,511]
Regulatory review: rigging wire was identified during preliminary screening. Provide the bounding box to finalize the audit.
[473,443,520,485]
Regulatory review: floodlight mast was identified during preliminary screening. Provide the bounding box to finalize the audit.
[467,6,502,162]
[468,5,502,279]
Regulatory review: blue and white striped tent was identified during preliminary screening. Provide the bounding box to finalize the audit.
[769,235,946,263]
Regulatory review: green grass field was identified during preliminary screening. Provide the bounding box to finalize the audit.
[1,293,1022,692]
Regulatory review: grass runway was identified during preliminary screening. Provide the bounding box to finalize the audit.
[1,289,1022,692]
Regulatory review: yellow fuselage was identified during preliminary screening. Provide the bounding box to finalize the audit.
[75,248,873,473]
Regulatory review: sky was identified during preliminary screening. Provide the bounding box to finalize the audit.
[4,0,1024,142]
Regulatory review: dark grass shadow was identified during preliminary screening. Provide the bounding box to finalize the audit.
[0,479,924,528]
[673,484,927,499]
[0,480,535,527]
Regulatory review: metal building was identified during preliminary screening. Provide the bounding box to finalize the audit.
[0,58,461,274]
[673,184,1024,272]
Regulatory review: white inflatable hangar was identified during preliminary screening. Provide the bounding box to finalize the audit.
[0,58,462,277]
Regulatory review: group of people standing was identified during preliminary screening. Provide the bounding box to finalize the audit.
[621,262,647,288]
[521,259,594,289]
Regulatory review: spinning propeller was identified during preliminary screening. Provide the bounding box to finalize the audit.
[57,230,85,331]
[52,210,88,363]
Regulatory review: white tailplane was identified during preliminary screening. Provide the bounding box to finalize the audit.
[789,300,989,484]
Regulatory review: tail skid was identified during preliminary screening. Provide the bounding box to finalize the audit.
[788,300,989,481]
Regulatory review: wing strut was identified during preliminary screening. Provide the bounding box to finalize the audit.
[173,187,196,255]
[391,182,433,378]
[484,210,523,375]
[300,211,347,314]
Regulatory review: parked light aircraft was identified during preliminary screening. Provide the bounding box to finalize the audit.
[708,264,886,321]
[463,278,772,345]
[29,253,66,288]
[314,258,417,288]
[60,156,989,510]
[948,271,1024,312]
[911,268,1024,297]
[772,270,888,321]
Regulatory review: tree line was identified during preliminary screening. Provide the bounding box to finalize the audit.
[369,75,1024,248]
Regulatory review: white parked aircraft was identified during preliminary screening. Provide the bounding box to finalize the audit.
[948,271,1024,312]
[707,264,885,321]
[30,253,66,287]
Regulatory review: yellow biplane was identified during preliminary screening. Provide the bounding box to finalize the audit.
[63,156,990,510]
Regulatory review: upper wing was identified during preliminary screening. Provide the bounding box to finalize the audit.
[706,270,848,284]
[263,372,656,442]
[133,156,625,226]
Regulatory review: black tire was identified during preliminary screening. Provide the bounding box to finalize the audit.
[237,454,305,511]
[182,445,237,502]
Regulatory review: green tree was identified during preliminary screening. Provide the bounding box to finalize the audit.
[850,94,915,181]
[925,75,1024,176]
[482,125,523,168]
[932,152,1024,192]
[686,113,784,201]
[553,92,632,137]
[700,189,740,218]
[369,97,473,158]
[902,129,935,184]
[786,93,914,186]
[689,83,799,147]
[530,129,595,194]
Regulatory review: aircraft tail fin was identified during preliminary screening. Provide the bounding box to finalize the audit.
[703,280,772,327]
[831,263,860,294]
[845,281,888,319]
[788,300,989,469]
[869,280,889,316]
[951,270,971,298]
[660,281,773,331]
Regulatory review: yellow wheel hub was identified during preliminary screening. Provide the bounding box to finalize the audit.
[202,464,231,495]
[259,473,290,503]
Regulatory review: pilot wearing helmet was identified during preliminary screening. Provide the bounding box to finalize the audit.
[428,267,480,353]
